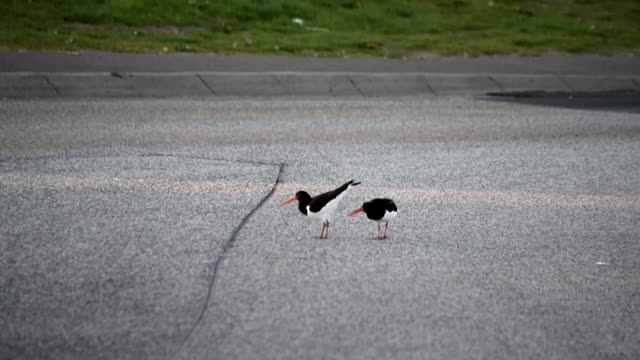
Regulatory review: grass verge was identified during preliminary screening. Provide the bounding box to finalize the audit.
[1,0,639,57]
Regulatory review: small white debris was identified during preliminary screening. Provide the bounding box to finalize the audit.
[292,18,304,25]
[596,261,608,265]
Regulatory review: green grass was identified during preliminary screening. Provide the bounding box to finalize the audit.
[1,0,639,57]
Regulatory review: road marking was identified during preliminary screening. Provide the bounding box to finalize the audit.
[2,174,639,209]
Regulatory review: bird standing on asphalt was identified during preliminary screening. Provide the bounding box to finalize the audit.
[280,180,361,239]
[347,198,397,240]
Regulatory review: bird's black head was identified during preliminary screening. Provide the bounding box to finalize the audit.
[295,191,311,203]
[294,191,312,215]
[281,191,313,216]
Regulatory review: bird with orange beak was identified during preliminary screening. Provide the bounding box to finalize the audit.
[280,180,361,239]
[347,198,397,240]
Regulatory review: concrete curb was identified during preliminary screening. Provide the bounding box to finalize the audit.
[2,72,639,98]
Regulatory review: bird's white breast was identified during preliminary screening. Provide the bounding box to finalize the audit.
[379,210,397,222]
[306,190,347,222]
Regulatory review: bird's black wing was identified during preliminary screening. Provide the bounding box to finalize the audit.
[308,180,359,213]
[382,198,397,212]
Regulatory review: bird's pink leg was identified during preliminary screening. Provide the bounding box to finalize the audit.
[319,222,327,239]
[324,221,330,239]
[375,223,381,240]
[383,222,389,239]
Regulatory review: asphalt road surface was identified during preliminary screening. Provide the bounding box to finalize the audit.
[1,95,639,359]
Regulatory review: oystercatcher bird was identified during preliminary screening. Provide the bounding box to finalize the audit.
[347,198,397,240]
[280,180,361,239]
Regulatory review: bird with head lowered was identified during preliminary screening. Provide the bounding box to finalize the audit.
[347,198,397,240]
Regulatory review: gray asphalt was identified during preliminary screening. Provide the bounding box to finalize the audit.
[2,51,640,98]
[1,95,639,359]
[2,51,640,74]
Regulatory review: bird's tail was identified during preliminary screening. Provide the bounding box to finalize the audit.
[348,180,361,187]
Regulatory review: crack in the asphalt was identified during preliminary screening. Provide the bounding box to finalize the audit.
[423,76,437,96]
[177,162,285,355]
[41,74,61,96]
[0,153,286,357]
[347,75,365,96]
[196,74,217,96]
[487,76,504,91]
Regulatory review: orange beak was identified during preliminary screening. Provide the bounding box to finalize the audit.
[347,207,364,217]
[280,195,297,206]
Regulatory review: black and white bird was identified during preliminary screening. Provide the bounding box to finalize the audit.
[347,198,397,240]
[280,180,361,239]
